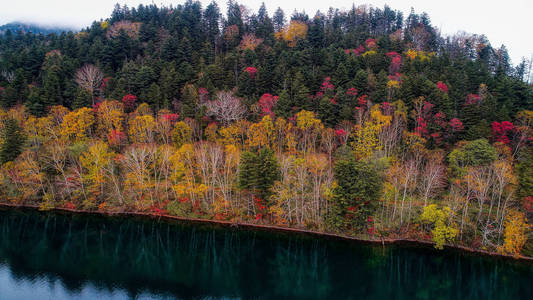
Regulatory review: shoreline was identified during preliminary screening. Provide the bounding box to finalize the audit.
[1,202,531,262]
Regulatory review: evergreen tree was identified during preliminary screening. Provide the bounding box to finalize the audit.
[204,1,221,45]
[73,88,93,110]
[180,84,198,119]
[518,146,533,199]
[238,148,280,201]
[353,69,368,94]
[41,64,64,108]
[327,158,383,231]
[226,0,244,36]
[274,89,292,118]
[26,88,44,116]
[291,72,311,110]
[318,96,339,126]
[0,118,25,164]
[308,16,324,48]
[256,3,274,40]
[144,83,163,110]
[273,7,285,32]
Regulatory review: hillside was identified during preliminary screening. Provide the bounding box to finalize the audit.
[0,21,76,35]
[0,1,532,256]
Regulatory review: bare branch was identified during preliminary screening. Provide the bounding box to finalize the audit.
[0,70,14,83]
[74,64,103,104]
[206,91,247,125]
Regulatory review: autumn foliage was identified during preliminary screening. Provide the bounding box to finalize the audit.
[275,20,308,47]
[0,1,532,258]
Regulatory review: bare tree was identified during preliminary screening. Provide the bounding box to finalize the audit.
[206,91,247,125]
[418,152,447,206]
[0,70,14,83]
[74,64,103,105]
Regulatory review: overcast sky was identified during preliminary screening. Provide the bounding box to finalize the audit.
[1,0,531,65]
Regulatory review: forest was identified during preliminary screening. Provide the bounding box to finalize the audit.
[0,1,532,256]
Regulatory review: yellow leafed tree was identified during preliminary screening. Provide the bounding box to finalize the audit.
[275,20,308,47]
[501,210,529,257]
[128,114,156,143]
[96,100,125,135]
[171,121,193,147]
[60,107,95,141]
[420,204,458,249]
[79,141,115,208]
[351,106,391,160]
[247,115,275,149]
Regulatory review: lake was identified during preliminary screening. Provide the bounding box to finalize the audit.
[0,207,532,299]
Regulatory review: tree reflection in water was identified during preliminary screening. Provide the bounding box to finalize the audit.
[0,208,532,299]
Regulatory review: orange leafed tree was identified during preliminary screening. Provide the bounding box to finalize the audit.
[106,20,141,38]
[275,20,308,47]
[240,33,263,50]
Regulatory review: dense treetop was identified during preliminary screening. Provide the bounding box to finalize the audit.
[0,1,530,128]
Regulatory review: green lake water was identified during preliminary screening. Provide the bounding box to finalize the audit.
[0,207,532,299]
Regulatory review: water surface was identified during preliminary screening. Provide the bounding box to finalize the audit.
[0,208,532,299]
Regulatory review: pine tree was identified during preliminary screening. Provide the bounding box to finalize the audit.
[273,7,285,32]
[274,89,292,118]
[144,83,163,110]
[26,88,44,116]
[0,118,25,164]
[308,16,324,48]
[256,2,274,40]
[291,72,311,110]
[518,146,533,199]
[327,158,383,230]
[238,148,280,201]
[41,64,64,108]
[318,96,339,127]
[180,84,198,119]
[353,69,368,94]
[204,2,221,45]
[159,66,179,109]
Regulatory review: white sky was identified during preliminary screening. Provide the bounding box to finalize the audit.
[0,0,531,65]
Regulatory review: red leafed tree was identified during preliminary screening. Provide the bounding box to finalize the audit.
[365,38,377,49]
[163,113,179,123]
[492,121,515,144]
[245,67,257,78]
[320,77,335,92]
[414,117,428,136]
[74,64,103,105]
[122,94,137,112]
[353,45,365,55]
[386,52,402,74]
[107,130,127,148]
[101,77,111,89]
[437,81,448,93]
[357,95,368,107]
[198,87,209,104]
[465,93,481,106]
[346,87,358,97]
[382,102,393,115]
[258,93,278,117]
[433,112,447,127]
[206,91,247,125]
[522,196,533,215]
[224,24,239,41]
[449,118,464,132]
